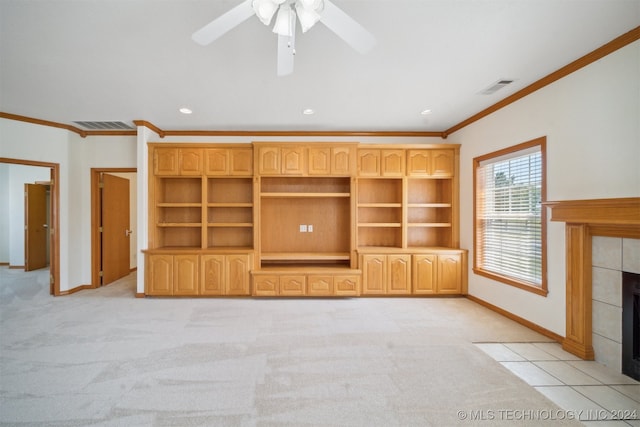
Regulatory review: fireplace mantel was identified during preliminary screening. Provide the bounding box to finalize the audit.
[544,197,640,359]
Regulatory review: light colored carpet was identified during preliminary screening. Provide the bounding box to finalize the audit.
[0,267,580,426]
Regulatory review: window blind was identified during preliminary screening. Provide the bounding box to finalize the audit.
[476,147,542,286]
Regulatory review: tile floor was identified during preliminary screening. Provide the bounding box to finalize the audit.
[475,342,640,426]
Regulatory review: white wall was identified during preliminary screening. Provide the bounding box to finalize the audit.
[0,118,137,291]
[452,40,640,336]
[0,163,9,263]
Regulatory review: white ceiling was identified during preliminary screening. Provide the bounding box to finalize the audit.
[1,0,638,133]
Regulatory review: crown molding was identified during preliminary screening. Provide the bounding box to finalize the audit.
[3,25,638,139]
[443,25,640,137]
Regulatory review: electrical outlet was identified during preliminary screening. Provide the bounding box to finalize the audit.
[299,224,307,233]
[308,224,313,232]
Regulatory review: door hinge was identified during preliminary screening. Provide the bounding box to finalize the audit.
[99,227,103,233]
[50,274,54,285]
[99,181,104,189]
[98,271,103,277]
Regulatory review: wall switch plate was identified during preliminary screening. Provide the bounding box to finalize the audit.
[299,224,307,232]
[308,225,313,232]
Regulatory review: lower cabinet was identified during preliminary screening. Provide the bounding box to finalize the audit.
[413,253,463,294]
[146,252,251,296]
[252,271,360,296]
[361,254,411,295]
[145,250,463,297]
[201,254,252,296]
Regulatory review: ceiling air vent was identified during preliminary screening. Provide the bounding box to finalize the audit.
[480,79,515,95]
[73,121,134,130]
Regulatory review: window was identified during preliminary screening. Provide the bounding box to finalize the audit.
[473,137,547,295]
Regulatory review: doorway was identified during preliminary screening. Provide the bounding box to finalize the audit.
[91,168,137,287]
[24,182,50,271]
[0,157,60,295]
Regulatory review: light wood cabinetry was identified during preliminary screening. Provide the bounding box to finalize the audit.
[357,149,405,177]
[407,149,454,177]
[146,253,199,296]
[361,253,411,295]
[413,252,465,294]
[200,253,252,295]
[146,142,464,297]
[205,148,253,176]
[252,268,360,296]
[154,147,203,176]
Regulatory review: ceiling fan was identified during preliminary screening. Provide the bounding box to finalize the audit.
[192,0,376,76]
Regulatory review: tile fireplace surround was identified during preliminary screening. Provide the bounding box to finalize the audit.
[545,198,640,373]
[592,236,639,371]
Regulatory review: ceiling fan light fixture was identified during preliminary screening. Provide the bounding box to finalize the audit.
[273,4,296,37]
[252,0,283,26]
[295,1,322,32]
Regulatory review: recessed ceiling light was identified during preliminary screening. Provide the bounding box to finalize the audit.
[179,107,193,114]
[302,108,315,115]
[420,109,432,115]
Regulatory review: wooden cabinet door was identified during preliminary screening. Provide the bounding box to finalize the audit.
[332,147,352,175]
[179,149,203,175]
[308,147,331,175]
[437,254,461,293]
[381,150,405,177]
[358,150,380,176]
[201,254,225,295]
[174,254,199,295]
[154,148,179,176]
[205,149,229,175]
[334,275,359,296]
[431,150,454,177]
[282,147,305,175]
[280,275,305,296]
[362,254,385,294]
[307,275,334,296]
[387,254,411,294]
[253,275,278,296]
[230,148,253,176]
[147,254,173,295]
[259,147,280,175]
[226,254,250,295]
[413,254,436,294]
[407,150,430,176]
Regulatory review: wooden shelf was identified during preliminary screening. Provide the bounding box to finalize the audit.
[261,252,351,261]
[157,222,202,227]
[358,223,402,228]
[407,223,452,227]
[261,192,350,198]
[408,203,451,208]
[207,223,253,227]
[358,203,402,208]
[157,202,202,207]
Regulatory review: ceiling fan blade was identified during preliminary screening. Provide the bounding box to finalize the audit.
[192,0,255,46]
[320,0,376,54]
[277,34,295,76]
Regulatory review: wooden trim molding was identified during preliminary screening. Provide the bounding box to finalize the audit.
[2,26,638,140]
[0,112,136,138]
[132,120,445,138]
[466,294,564,343]
[1,157,61,296]
[444,26,640,137]
[0,112,88,137]
[544,197,640,225]
[544,197,640,360]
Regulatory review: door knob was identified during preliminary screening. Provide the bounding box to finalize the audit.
[125,229,133,236]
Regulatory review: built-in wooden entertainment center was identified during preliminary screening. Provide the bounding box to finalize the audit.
[144,142,467,297]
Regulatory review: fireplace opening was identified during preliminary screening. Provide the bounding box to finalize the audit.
[622,271,640,381]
